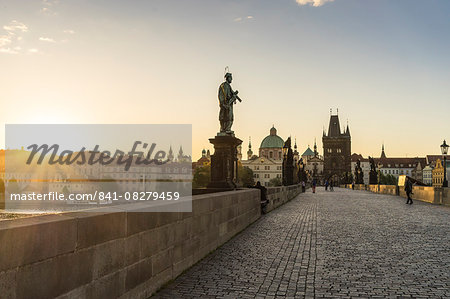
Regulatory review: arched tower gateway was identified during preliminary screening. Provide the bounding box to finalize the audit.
[322,111,351,183]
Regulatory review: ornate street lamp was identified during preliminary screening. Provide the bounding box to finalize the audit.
[440,140,448,187]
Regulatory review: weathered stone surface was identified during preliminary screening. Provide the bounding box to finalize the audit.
[92,239,125,279]
[125,234,141,266]
[0,269,16,298]
[86,270,126,299]
[125,257,153,292]
[126,212,159,236]
[152,248,173,275]
[73,211,126,249]
[0,214,76,272]
[16,249,93,299]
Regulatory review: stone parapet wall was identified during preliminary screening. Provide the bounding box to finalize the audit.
[340,184,450,206]
[266,184,302,212]
[0,185,304,299]
[0,189,261,299]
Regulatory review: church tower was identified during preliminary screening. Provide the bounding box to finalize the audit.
[322,110,351,182]
[247,137,253,160]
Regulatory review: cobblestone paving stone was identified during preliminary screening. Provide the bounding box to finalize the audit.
[153,188,450,298]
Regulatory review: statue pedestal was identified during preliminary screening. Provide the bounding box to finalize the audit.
[207,135,242,189]
[369,171,378,185]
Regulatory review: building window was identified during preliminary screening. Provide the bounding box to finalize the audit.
[269,151,273,158]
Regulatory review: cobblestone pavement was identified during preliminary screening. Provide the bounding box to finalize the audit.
[153,188,450,298]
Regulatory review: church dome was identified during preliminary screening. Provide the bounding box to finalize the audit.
[260,126,284,149]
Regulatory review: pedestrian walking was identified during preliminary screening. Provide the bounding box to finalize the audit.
[312,179,317,193]
[329,179,334,191]
[405,177,413,204]
[301,181,306,193]
[325,180,329,191]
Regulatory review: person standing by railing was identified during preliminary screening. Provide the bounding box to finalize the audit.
[405,177,413,205]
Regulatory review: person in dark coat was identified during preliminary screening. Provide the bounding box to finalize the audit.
[254,181,268,213]
[312,179,317,193]
[405,177,413,204]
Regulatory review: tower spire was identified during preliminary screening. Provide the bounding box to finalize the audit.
[381,143,386,159]
[247,136,253,160]
[314,138,318,156]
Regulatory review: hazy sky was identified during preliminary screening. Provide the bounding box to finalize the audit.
[1,0,449,160]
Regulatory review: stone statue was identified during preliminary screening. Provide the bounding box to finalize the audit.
[218,72,242,135]
[368,156,378,184]
[282,137,294,186]
[354,159,364,184]
[369,156,376,172]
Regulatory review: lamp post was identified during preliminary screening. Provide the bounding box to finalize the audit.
[440,140,448,187]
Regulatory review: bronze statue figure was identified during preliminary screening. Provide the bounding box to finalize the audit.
[368,156,378,184]
[354,159,364,184]
[218,72,242,135]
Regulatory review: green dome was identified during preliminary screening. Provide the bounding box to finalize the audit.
[260,126,284,148]
[302,147,315,156]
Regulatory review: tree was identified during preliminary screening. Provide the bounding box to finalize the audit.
[7,178,20,193]
[62,185,70,195]
[0,179,4,194]
[379,173,397,185]
[192,165,211,188]
[268,177,282,187]
[238,165,255,187]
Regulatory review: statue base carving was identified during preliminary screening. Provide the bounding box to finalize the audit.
[216,131,234,137]
[207,135,242,189]
[369,171,378,185]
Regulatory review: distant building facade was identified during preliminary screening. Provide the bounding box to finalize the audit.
[192,149,211,171]
[432,159,444,187]
[241,126,284,186]
[422,165,433,186]
[322,112,351,183]
[375,145,426,182]
[302,141,324,183]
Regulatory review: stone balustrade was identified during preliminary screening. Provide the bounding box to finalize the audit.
[341,184,450,206]
[0,184,302,299]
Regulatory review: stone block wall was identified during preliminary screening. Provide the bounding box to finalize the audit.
[341,184,449,206]
[0,189,261,299]
[266,184,302,212]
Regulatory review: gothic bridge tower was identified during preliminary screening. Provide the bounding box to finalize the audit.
[322,110,351,183]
